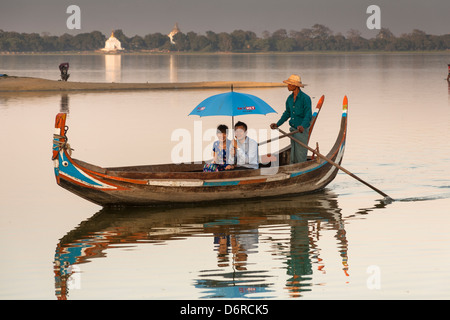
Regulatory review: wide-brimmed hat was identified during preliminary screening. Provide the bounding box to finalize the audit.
[283,74,306,87]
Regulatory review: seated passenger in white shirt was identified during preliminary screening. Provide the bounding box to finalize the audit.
[229,121,259,170]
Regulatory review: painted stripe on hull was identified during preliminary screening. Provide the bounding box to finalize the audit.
[58,151,122,190]
[203,180,240,187]
[147,179,204,187]
[289,161,327,178]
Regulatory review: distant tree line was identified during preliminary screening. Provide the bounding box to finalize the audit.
[1,25,449,53]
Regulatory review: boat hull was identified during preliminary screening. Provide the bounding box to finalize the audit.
[57,153,343,206]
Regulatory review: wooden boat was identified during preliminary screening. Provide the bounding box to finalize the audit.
[52,95,347,207]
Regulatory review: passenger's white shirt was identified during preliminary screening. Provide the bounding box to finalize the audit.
[234,136,259,169]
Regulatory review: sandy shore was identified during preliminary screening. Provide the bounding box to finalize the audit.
[0,76,285,93]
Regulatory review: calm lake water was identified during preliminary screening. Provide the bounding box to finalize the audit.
[1,53,449,300]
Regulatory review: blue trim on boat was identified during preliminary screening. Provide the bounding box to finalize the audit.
[60,152,103,187]
[203,180,240,187]
[289,161,327,178]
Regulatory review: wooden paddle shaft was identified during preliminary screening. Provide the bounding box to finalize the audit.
[258,129,300,146]
[278,128,392,200]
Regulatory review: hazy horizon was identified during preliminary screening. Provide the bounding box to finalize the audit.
[1,0,449,38]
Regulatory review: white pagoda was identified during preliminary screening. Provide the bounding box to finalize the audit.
[101,31,124,52]
[168,23,180,44]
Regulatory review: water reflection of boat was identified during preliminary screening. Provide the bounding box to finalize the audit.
[51,98,347,207]
[54,191,349,299]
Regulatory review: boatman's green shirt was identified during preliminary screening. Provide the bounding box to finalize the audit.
[276,90,312,130]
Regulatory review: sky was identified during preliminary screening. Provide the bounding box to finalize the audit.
[0,0,449,38]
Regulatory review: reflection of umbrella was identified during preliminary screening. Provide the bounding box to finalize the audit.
[195,279,272,299]
[189,86,277,128]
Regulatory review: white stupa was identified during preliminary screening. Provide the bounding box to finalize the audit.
[101,31,124,52]
[168,23,180,44]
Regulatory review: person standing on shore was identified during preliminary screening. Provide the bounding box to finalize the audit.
[447,64,450,82]
[270,74,312,164]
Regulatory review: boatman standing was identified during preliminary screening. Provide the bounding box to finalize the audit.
[270,74,312,164]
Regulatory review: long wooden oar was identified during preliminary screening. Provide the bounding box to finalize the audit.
[278,128,393,202]
[258,129,300,146]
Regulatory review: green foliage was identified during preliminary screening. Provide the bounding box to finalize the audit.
[0,25,448,53]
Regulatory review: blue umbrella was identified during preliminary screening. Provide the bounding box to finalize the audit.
[189,87,277,127]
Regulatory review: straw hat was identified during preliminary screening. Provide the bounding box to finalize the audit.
[283,74,306,87]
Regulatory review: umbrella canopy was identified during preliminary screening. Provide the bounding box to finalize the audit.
[189,91,277,118]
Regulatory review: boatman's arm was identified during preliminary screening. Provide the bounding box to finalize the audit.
[270,99,291,129]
